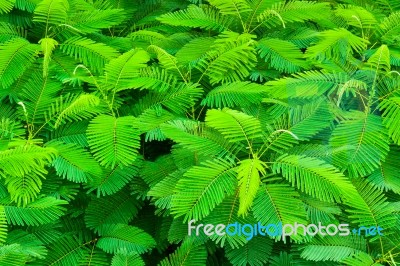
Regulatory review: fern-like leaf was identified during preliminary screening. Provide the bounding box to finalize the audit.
[272,154,356,202]
[0,38,39,89]
[300,235,366,262]
[46,141,102,183]
[266,70,350,99]
[86,163,140,197]
[379,97,400,145]
[0,0,14,14]
[3,196,67,226]
[85,190,140,233]
[202,81,266,108]
[345,179,397,232]
[46,93,102,128]
[253,183,307,226]
[87,115,140,168]
[330,113,390,177]
[60,36,119,73]
[257,38,308,73]
[205,108,262,144]
[111,252,144,266]
[96,223,156,254]
[42,235,89,266]
[237,157,267,216]
[306,28,369,61]
[33,0,69,26]
[0,145,56,178]
[158,5,232,32]
[171,157,237,221]
[159,237,207,266]
[225,236,273,266]
[103,48,150,91]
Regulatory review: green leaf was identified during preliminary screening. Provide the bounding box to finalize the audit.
[3,196,66,226]
[85,190,140,233]
[203,194,249,248]
[60,36,120,73]
[79,248,109,266]
[47,141,102,183]
[225,236,273,266]
[306,28,369,61]
[0,0,15,14]
[20,71,62,125]
[345,179,397,231]
[300,235,367,262]
[202,81,266,108]
[273,154,356,202]
[111,252,144,266]
[97,224,156,254]
[0,244,30,265]
[368,146,400,194]
[0,118,24,141]
[70,8,127,33]
[330,113,390,177]
[176,37,215,68]
[237,157,267,216]
[47,121,89,147]
[86,163,140,196]
[47,93,101,128]
[198,32,257,84]
[208,0,251,15]
[0,145,56,178]
[265,70,349,99]
[378,11,400,43]
[257,38,308,73]
[253,183,307,226]
[257,1,331,28]
[158,5,232,32]
[289,98,333,141]
[205,108,262,144]
[87,115,140,168]
[103,49,150,91]
[380,97,400,145]
[39,37,58,77]
[5,230,47,259]
[33,0,69,26]
[5,170,46,207]
[0,38,39,89]
[161,119,241,157]
[159,237,207,266]
[171,157,237,221]
[132,82,202,116]
[342,252,384,266]
[42,235,88,266]
[0,206,7,245]
[366,45,391,73]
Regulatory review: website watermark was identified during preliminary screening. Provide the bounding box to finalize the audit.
[188,220,383,240]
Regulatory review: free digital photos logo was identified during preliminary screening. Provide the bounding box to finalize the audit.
[188,220,384,240]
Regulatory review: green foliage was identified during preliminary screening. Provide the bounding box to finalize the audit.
[60,36,119,74]
[237,156,267,215]
[225,236,273,266]
[330,113,389,177]
[159,237,207,266]
[171,158,237,221]
[0,0,399,265]
[33,0,69,26]
[96,223,156,254]
[253,183,307,226]
[0,38,39,89]
[87,115,140,168]
[299,235,366,262]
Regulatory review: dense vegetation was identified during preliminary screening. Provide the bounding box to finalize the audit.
[1,0,400,265]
